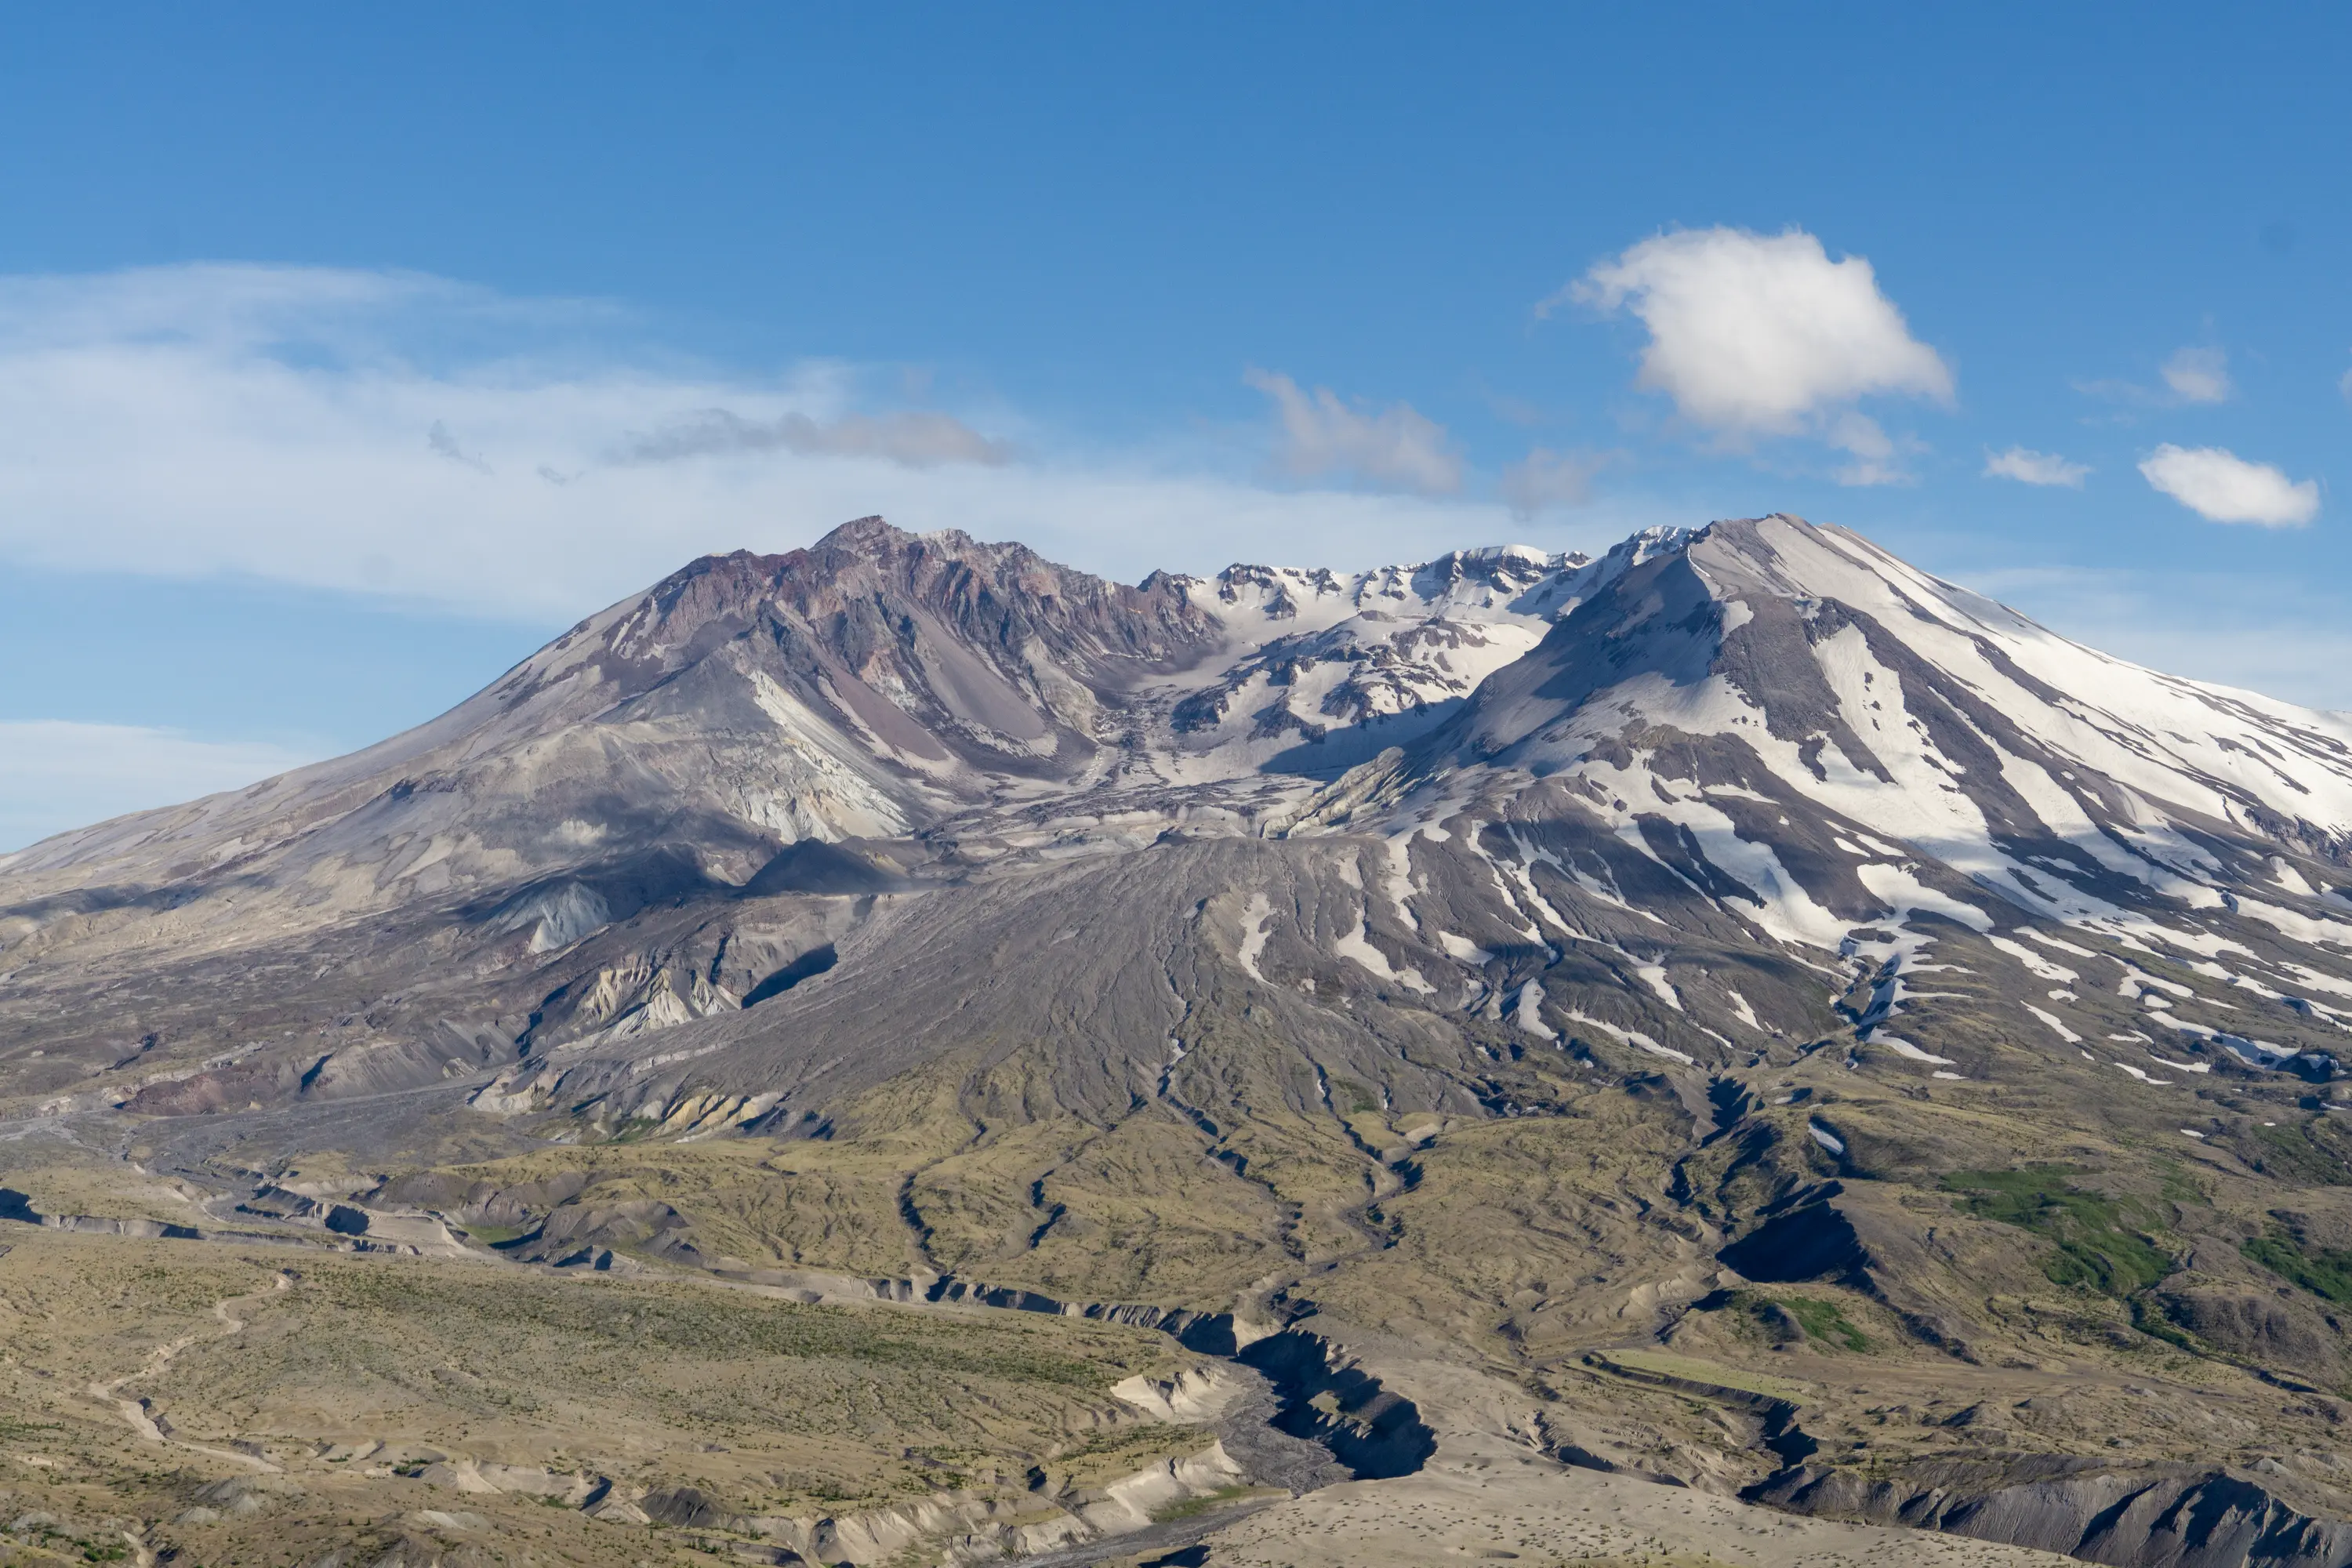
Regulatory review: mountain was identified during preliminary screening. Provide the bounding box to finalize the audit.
[9,513,2352,1568]
[1309,512,2352,1067]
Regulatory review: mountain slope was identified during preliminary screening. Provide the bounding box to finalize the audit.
[9,513,2352,1566]
[0,520,1218,949]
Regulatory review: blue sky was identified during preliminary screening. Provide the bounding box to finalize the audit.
[2,4,2348,847]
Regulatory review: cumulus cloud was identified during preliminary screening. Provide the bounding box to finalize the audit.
[0,265,1586,621]
[1244,368,1463,495]
[1563,227,1953,450]
[2139,444,2319,527]
[0,721,319,852]
[2159,346,2232,404]
[1500,448,1610,518]
[613,407,1008,467]
[1984,446,2090,488]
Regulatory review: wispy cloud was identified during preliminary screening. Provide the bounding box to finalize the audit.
[1500,448,1610,518]
[1243,369,1463,495]
[1824,413,1922,488]
[427,419,492,474]
[0,721,320,853]
[1558,227,1951,481]
[612,408,1008,467]
[2159,346,2231,404]
[2140,443,2318,526]
[0,265,1604,620]
[1984,446,2090,488]
[2076,344,2234,409]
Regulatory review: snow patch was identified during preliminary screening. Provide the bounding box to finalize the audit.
[1334,914,1433,993]
[1236,895,1273,982]
[2023,1003,2082,1044]
[1513,981,1556,1040]
[1564,1008,1694,1065]
[1438,931,1495,964]
[1634,964,1682,1011]
[1988,933,2078,983]
[1869,1033,1958,1065]
[2023,929,2100,959]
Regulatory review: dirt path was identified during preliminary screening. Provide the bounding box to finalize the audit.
[86,1269,290,1471]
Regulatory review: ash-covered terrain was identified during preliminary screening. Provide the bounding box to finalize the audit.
[7,513,2352,1568]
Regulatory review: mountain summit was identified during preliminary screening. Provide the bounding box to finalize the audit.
[6,509,2350,1123]
[9,514,2352,1564]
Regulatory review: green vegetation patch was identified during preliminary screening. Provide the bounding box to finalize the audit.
[314,1269,1154,1388]
[2128,1293,2198,1351]
[1595,1348,1809,1401]
[1772,1294,1872,1352]
[1943,1166,2172,1297]
[2151,1156,2204,1207]
[2241,1230,2352,1305]
[2231,1120,2352,1187]
[1151,1484,1279,1523]
[1714,1289,1872,1352]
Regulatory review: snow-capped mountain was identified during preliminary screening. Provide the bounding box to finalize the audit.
[1324,514,2352,956]
[1287,513,2352,1087]
[1156,533,1688,775]
[16,513,2352,1562]
[4,512,2350,1122]
[0,521,1670,984]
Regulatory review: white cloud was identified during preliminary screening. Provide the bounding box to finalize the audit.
[0,265,1592,621]
[2139,444,2319,527]
[1563,227,1953,447]
[0,722,319,853]
[1824,413,1920,488]
[2076,345,2234,410]
[2159,346,2231,405]
[1499,448,1609,518]
[1984,446,2090,488]
[1243,369,1462,495]
[612,407,1008,466]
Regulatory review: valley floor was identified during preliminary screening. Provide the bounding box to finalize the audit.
[0,1213,2097,1568]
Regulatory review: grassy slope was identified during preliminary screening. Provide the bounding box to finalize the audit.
[0,1226,1215,1565]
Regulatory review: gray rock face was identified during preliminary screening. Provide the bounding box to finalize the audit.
[1753,1459,2352,1568]
[0,517,1222,946]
